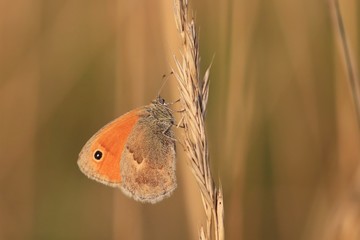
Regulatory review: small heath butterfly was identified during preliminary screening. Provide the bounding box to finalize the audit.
[78,96,176,203]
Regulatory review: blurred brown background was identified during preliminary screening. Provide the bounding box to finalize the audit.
[1,0,360,239]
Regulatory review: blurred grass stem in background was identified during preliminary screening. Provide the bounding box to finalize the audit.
[330,0,360,127]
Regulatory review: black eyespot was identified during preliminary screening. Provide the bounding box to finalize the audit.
[94,150,103,160]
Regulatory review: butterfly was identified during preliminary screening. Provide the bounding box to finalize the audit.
[78,96,177,203]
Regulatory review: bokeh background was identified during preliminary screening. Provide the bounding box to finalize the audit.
[1,0,360,239]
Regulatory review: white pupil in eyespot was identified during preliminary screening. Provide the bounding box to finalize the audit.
[94,150,103,160]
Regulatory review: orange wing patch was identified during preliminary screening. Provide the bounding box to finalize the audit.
[78,109,141,186]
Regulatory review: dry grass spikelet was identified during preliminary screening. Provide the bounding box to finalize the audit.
[172,0,224,239]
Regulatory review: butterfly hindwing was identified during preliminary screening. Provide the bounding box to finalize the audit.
[120,105,177,203]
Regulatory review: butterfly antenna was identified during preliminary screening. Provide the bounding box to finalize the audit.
[157,71,174,97]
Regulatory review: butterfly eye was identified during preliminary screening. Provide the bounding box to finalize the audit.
[93,150,103,161]
[159,97,165,104]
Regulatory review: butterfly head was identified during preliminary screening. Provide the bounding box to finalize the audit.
[148,96,174,125]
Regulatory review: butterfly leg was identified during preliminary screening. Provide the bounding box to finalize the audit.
[165,98,180,106]
[175,108,185,113]
[174,116,185,128]
[162,124,178,142]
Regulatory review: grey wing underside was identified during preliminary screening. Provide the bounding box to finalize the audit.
[119,118,176,203]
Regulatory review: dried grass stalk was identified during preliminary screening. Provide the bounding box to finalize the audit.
[329,0,360,126]
[172,0,224,239]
